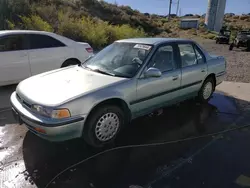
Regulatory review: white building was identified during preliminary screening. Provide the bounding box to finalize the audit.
[205,0,227,32]
[180,18,199,29]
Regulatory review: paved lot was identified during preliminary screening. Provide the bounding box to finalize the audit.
[1,82,250,188]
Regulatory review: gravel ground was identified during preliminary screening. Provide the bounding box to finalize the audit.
[196,39,250,83]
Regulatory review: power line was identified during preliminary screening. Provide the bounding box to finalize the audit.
[168,0,172,21]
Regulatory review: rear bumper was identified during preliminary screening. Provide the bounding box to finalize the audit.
[216,72,226,86]
[11,92,86,142]
[237,41,247,47]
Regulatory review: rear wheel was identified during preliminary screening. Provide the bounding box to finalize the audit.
[83,105,125,147]
[198,77,215,102]
[236,42,240,48]
[229,43,234,51]
[61,59,80,68]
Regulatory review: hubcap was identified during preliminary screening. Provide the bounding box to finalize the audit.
[203,82,213,100]
[95,112,120,142]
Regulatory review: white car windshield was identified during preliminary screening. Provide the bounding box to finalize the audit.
[82,42,152,78]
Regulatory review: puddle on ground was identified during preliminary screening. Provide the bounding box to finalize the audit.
[0,92,245,188]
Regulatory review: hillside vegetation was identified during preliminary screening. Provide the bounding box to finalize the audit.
[1,0,250,49]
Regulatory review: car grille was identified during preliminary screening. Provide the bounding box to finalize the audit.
[16,93,32,109]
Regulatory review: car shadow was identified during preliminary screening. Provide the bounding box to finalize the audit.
[20,92,248,188]
[0,84,17,126]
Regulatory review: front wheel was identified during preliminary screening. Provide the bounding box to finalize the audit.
[83,105,125,147]
[198,78,215,102]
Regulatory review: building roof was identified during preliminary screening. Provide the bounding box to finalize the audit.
[116,38,192,45]
[181,18,200,21]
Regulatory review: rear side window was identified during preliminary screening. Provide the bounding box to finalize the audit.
[178,43,197,68]
[0,35,25,52]
[29,34,66,49]
[194,45,205,64]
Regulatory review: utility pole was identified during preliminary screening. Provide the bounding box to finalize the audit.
[168,0,172,21]
[176,0,180,16]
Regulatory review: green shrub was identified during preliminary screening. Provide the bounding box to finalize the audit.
[6,20,15,29]
[57,11,84,41]
[20,15,53,32]
[80,17,109,49]
[112,24,145,39]
[57,10,146,49]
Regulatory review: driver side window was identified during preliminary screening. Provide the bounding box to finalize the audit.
[147,45,175,73]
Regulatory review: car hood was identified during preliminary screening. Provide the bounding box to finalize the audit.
[17,66,127,106]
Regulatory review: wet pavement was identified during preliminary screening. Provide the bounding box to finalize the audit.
[0,84,250,188]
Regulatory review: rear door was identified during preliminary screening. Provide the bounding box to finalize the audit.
[0,34,30,86]
[134,43,181,115]
[27,34,72,75]
[177,42,207,97]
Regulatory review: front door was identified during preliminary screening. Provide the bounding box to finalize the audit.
[177,43,207,97]
[133,44,181,116]
[0,34,30,86]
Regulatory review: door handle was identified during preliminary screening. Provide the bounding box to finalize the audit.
[172,75,179,81]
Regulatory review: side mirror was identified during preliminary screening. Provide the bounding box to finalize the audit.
[144,67,162,78]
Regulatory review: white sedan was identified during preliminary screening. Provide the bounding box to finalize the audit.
[0,30,93,86]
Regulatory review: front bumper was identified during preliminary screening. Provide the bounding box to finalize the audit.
[11,92,86,142]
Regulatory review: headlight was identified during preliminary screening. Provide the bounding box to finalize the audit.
[31,105,71,119]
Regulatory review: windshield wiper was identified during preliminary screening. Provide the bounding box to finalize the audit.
[80,55,94,66]
[92,69,116,76]
[83,66,115,76]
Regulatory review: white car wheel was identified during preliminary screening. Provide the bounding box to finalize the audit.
[198,77,215,102]
[203,82,213,100]
[95,112,120,141]
[83,105,125,147]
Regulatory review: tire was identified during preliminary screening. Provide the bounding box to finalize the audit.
[229,43,234,51]
[61,59,80,68]
[83,105,125,147]
[198,77,215,103]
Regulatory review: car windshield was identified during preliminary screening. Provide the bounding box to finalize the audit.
[239,31,250,36]
[224,31,231,36]
[82,42,152,78]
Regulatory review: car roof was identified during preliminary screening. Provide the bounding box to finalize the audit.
[116,38,193,45]
[0,30,52,36]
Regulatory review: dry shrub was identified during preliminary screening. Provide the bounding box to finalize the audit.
[240,15,249,20]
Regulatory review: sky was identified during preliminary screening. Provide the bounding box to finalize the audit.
[105,0,250,16]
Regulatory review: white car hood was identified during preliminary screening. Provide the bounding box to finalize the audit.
[17,66,126,106]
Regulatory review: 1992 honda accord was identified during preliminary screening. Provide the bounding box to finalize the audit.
[11,38,226,147]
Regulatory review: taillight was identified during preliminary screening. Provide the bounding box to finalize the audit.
[86,47,93,53]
